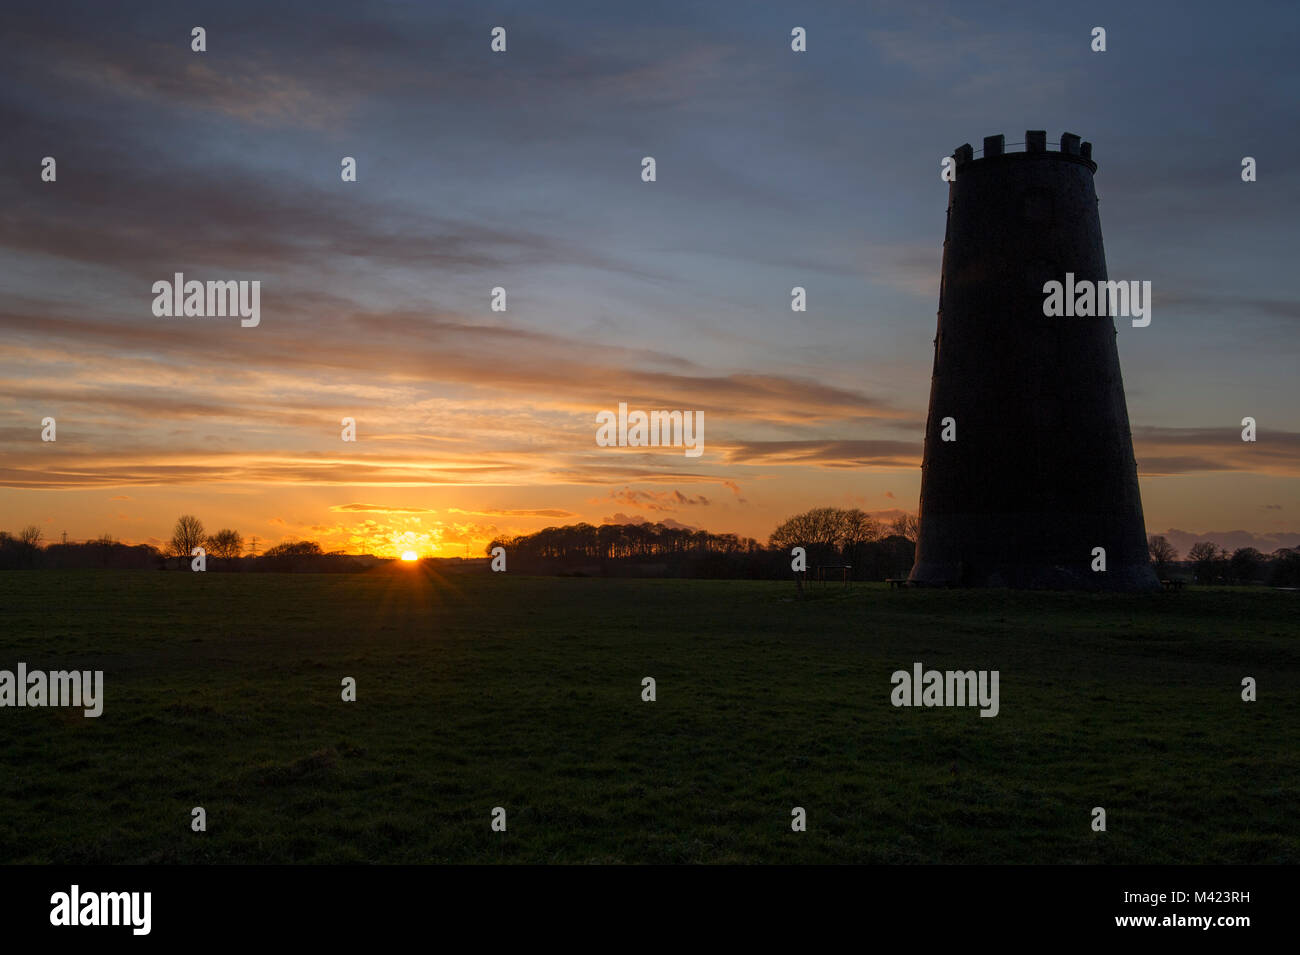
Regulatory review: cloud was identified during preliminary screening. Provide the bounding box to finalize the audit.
[1134,427,1300,476]
[5,415,1296,494]
[601,512,697,531]
[865,18,1074,109]
[446,507,576,518]
[0,304,900,430]
[598,487,711,511]
[60,44,353,129]
[856,242,940,297]
[0,146,641,284]
[329,503,438,514]
[1154,292,1300,326]
[723,439,919,469]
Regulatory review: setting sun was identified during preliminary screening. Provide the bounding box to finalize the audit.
[400,551,418,562]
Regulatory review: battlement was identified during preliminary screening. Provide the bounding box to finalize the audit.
[953,131,1095,172]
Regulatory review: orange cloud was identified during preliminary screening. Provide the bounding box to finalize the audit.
[330,503,438,514]
[597,487,711,511]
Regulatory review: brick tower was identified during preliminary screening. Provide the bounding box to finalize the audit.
[909,131,1159,591]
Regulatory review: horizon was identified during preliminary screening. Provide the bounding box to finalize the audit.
[7,512,1291,566]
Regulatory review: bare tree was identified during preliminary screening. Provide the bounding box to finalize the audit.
[842,509,882,546]
[889,513,920,542]
[205,529,244,559]
[769,507,842,552]
[1147,535,1177,577]
[1187,541,1225,584]
[18,525,42,548]
[170,515,206,557]
[771,506,916,554]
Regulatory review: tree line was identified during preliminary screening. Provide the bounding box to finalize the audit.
[1149,534,1300,586]
[4,514,1298,585]
[488,508,918,579]
[0,517,344,571]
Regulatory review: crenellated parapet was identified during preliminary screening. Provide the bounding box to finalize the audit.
[952,130,1096,172]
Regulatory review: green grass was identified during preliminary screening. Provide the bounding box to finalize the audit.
[0,569,1296,864]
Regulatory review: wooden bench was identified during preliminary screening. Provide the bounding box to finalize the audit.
[1161,579,1184,592]
[885,577,910,590]
[814,565,852,588]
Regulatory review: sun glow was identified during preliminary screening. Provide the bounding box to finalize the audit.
[313,516,489,560]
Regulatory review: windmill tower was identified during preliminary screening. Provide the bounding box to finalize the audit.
[909,131,1159,591]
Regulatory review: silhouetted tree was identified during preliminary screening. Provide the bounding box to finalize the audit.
[170,515,206,557]
[890,514,920,542]
[1229,547,1264,584]
[769,504,904,556]
[263,540,323,557]
[1,526,46,568]
[1148,535,1178,577]
[491,521,765,577]
[769,507,844,564]
[0,532,23,569]
[1268,548,1300,587]
[206,529,244,559]
[1187,541,1226,584]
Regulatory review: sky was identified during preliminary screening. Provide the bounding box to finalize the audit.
[1,0,1297,559]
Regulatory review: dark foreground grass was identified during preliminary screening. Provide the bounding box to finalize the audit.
[0,569,1296,864]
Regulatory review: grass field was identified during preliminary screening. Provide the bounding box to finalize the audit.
[0,568,1296,864]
